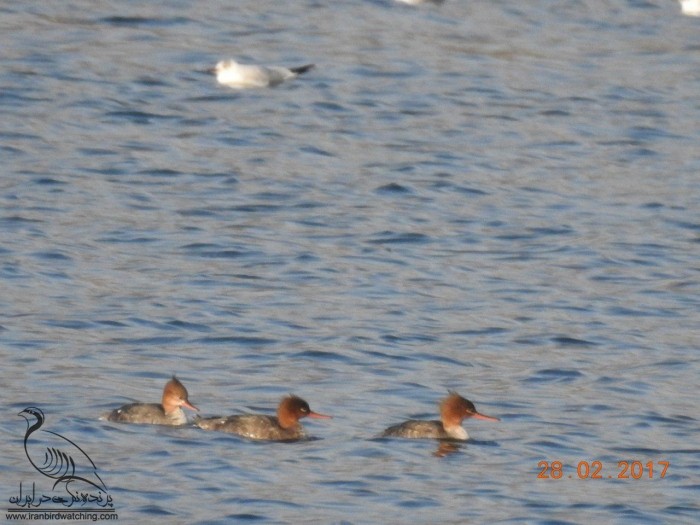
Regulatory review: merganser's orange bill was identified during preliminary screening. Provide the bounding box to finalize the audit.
[472,412,499,422]
[182,400,199,412]
[307,411,332,419]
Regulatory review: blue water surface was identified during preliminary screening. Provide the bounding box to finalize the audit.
[1,0,699,523]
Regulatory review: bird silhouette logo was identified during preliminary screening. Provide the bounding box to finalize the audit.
[18,407,108,493]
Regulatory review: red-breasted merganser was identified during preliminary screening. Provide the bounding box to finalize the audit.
[105,377,198,425]
[381,391,499,440]
[195,395,331,441]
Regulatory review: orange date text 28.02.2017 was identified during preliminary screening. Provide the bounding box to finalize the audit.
[538,460,669,480]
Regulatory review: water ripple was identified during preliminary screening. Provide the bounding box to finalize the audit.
[3,0,699,523]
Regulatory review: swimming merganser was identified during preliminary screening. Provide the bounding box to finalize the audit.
[195,395,331,441]
[104,377,198,425]
[381,391,499,440]
[211,59,315,89]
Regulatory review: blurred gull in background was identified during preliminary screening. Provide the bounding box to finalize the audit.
[211,59,315,89]
[680,0,700,16]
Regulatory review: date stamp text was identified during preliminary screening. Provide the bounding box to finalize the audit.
[537,460,669,480]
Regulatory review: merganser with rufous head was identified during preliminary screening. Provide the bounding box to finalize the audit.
[104,377,198,425]
[195,395,331,441]
[381,391,499,440]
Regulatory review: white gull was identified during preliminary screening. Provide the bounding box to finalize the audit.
[680,0,700,16]
[211,59,314,89]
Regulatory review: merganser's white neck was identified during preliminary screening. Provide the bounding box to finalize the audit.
[445,425,468,440]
